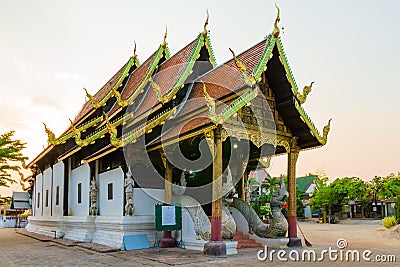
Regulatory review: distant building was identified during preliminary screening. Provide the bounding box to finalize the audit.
[296,175,318,218]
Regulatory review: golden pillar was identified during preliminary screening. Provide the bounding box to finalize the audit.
[204,125,226,256]
[287,137,301,247]
[164,161,172,204]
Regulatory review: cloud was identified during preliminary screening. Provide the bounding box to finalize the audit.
[54,72,80,81]
[31,94,59,109]
[12,57,27,69]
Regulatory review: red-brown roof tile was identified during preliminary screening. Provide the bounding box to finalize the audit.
[73,63,127,124]
[134,38,198,119]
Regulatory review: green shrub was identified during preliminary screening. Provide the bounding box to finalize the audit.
[394,198,400,222]
[382,216,398,228]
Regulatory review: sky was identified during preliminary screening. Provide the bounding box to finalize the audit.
[1,0,400,196]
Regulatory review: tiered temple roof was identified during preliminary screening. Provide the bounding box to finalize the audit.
[28,9,330,170]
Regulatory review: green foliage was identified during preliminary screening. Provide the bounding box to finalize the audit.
[382,216,398,228]
[0,131,28,187]
[395,198,400,222]
[311,177,370,212]
[371,175,400,200]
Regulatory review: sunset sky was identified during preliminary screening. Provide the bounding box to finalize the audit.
[1,0,399,196]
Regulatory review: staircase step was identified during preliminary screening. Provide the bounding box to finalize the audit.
[234,230,263,249]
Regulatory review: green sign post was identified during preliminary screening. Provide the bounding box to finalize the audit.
[155,204,182,231]
[154,204,184,250]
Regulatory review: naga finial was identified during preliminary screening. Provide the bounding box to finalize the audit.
[323,119,332,135]
[69,118,80,136]
[297,81,314,104]
[273,3,281,38]
[84,87,99,108]
[162,26,168,47]
[203,9,209,37]
[229,48,256,86]
[104,111,121,147]
[133,41,137,59]
[318,119,332,145]
[201,80,218,123]
[43,122,59,145]
[149,77,168,103]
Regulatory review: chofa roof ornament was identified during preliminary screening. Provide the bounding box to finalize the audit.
[273,3,281,38]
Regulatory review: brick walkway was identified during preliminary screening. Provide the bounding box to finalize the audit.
[1,221,399,266]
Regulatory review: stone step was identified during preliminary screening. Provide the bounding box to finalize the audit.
[234,230,263,249]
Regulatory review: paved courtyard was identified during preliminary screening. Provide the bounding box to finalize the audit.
[0,220,398,266]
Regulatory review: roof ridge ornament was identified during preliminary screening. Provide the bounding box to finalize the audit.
[43,122,60,145]
[273,3,281,38]
[202,80,221,124]
[104,112,121,148]
[229,48,256,86]
[296,81,314,104]
[150,76,170,103]
[162,26,168,48]
[83,87,101,109]
[132,41,137,60]
[203,9,209,37]
[319,119,332,145]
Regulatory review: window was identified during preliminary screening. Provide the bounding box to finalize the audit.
[78,183,82,204]
[56,186,60,206]
[37,192,40,208]
[107,183,113,200]
[45,190,49,207]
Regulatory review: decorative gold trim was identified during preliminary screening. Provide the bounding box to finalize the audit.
[83,87,102,109]
[162,26,168,48]
[276,139,290,153]
[203,9,209,37]
[229,48,256,86]
[296,81,314,104]
[82,147,118,164]
[273,4,281,38]
[104,112,122,148]
[43,122,60,145]
[149,77,168,104]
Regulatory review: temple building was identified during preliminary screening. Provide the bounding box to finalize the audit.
[26,7,330,256]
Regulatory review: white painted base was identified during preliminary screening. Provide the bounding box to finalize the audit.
[92,215,156,249]
[228,206,288,249]
[63,216,95,242]
[26,216,64,238]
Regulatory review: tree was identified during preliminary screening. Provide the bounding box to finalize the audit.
[0,131,28,187]
[370,174,400,200]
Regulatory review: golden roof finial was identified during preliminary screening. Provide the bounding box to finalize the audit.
[203,9,209,37]
[229,48,256,86]
[273,3,281,38]
[133,41,137,58]
[229,48,246,73]
[162,26,168,47]
[297,81,314,104]
[43,122,59,145]
[323,119,332,135]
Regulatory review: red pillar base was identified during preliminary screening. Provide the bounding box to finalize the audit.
[287,216,302,247]
[203,241,227,257]
[159,231,176,248]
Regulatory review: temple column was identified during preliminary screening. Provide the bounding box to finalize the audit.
[159,159,176,247]
[204,125,226,257]
[287,138,301,247]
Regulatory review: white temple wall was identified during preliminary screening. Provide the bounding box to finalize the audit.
[132,188,164,215]
[52,162,65,216]
[34,173,43,216]
[69,164,90,216]
[98,167,124,216]
[42,168,53,216]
